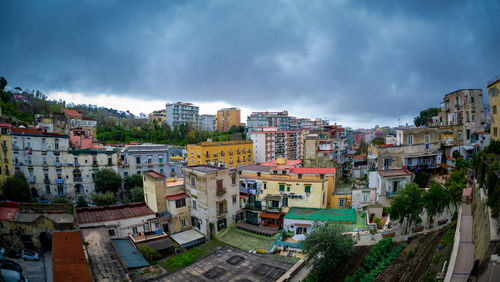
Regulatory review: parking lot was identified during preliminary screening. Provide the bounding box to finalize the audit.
[3,251,51,282]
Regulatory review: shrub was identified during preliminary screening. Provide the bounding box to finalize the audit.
[54,197,69,203]
[414,171,431,188]
[92,191,116,206]
[76,195,88,207]
[374,217,384,229]
[137,244,162,262]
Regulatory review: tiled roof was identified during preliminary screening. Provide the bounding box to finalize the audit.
[62,108,82,118]
[165,193,189,201]
[290,167,336,175]
[76,202,154,224]
[52,231,93,282]
[378,169,412,178]
[146,171,166,178]
[239,165,272,172]
[0,201,19,221]
[353,154,367,161]
[259,160,302,166]
[0,123,12,127]
[11,128,66,136]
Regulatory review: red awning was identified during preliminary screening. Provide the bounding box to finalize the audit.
[260,212,282,219]
[166,193,189,201]
[239,195,246,199]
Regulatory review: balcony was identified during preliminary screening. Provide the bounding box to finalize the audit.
[29,177,35,183]
[216,188,226,196]
[44,179,50,184]
[385,191,400,197]
[55,162,61,167]
[74,177,83,182]
[13,145,19,151]
[74,162,80,167]
[56,178,64,184]
[2,143,7,151]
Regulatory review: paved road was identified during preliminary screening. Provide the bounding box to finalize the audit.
[451,203,474,282]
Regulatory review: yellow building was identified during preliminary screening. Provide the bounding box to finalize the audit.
[239,163,336,213]
[331,187,352,209]
[187,140,253,168]
[488,76,500,140]
[148,110,166,124]
[0,124,13,187]
[216,107,241,132]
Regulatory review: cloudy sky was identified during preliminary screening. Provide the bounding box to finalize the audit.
[1,0,499,128]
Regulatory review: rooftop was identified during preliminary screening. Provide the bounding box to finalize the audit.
[146,170,166,179]
[62,108,82,118]
[284,207,356,222]
[170,229,205,246]
[196,140,253,146]
[259,159,301,167]
[0,201,19,221]
[239,165,272,172]
[52,231,93,282]
[289,167,335,175]
[353,154,367,161]
[185,165,227,173]
[11,128,68,137]
[112,239,149,269]
[378,169,412,178]
[77,202,154,224]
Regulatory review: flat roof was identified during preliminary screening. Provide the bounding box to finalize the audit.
[185,165,227,173]
[112,239,149,269]
[77,202,154,224]
[239,165,272,172]
[170,229,205,246]
[52,231,93,282]
[163,246,292,281]
[284,207,356,222]
[378,169,412,178]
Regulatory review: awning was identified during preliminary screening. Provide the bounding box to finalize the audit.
[263,194,282,201]
[239,195,246,199]
[170,229,206,248]
[294,223,311,227]
[166,193,189,201]
[260,212,282,219]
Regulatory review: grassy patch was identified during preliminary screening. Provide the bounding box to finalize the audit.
[159,239,224,272]
[217,226,278,251]
[440,228,456,247]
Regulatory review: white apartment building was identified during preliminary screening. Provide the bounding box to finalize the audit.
[165,102,200,128]
[199,114,216,132]
[249,127,305,163]
[118,144,183,178]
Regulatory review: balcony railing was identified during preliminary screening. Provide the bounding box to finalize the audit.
[216,188,226,196]
[56,178,64,184]
[385,191,400,197]
[44,179,50,184]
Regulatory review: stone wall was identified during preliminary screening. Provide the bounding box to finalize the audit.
[472,184,500,261]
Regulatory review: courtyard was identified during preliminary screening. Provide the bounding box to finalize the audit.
[217,226,279,252]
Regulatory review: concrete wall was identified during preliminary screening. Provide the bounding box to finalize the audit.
[472,185,500,261]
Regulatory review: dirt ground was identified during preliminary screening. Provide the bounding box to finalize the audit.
[329,246,372,282]
[375,227,450,282]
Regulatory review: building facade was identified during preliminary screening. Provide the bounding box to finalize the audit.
[186,141,253,169]
[148,109,166,124]
[488,76,500,140]
[118,144,182,178]
[0,124,13,187]
[249,127,305,163]
[183,166,240,237]
[165,102,199,128]
[200,114,216,132]
[216,108,241,132]
[303,134,336,168]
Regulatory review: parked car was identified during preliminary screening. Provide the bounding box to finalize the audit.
[0,268,28,282]
[0,259,22,272]
[5,249,20,259]
[21,249,39,261]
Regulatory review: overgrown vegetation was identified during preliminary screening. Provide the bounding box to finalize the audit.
[303,224,353,281]
[159,240,224,272]
[2,171,31,202]
[414,171,432,188]
[414,107,439,127]
[137,244,163,262]
[345,238,406,282]
[91,191,117,206]
[95,169,122,193]
[472,140,500,217]
[389,183,424,234]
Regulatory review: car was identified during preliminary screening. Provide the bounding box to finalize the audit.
[21,249,39,261]
[0,259,22,272]
[5,249,20,259]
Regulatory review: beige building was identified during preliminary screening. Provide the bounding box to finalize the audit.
[217,107,241,132]
[143,171,192,234]
[303,134,336,168]
[370,127,442,172]
[488,76,500,140]
[0,124,13,187]
[436,89,485,145]
[183,165,240,238]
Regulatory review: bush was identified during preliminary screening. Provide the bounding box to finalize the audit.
[137,244,162,262]
[2,171,31,202]
[92,191,116,206]
[130,186,144,202]
[53,197,69,203]
[374,217,384,229]
[414,171,431,188]
[95,169,122,193]
[76,195,88,207]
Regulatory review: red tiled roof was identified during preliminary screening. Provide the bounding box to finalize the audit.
[353,154,367,160]
[290,167,336,175]
[62,108,82,118]
[76,202,154,224]
[259,160,302,167]
[260,212,282,219]
[0,123,12,127]
[165,193,189,201]
[11,128,65,136]
[0,201,19,221]
[146,171,166,178]
[52,231,93,282]
[378,169,412,177]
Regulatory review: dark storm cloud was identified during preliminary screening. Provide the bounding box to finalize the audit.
[1,0,499,124]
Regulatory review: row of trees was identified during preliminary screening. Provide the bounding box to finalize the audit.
[389,169,465,233]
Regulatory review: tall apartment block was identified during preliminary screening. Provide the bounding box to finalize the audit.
[216,108,241,132]
[200,114,216,132]
[488,76,500,140]
[436,89,485,145]
[246,111,295,133]
[249,127,305,163]
[165,102,200,128]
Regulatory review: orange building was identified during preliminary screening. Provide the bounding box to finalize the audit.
[217,107,241,132]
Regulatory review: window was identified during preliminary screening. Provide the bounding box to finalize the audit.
[286,186,290,192]
[45,185,51,194]
[154,222,160,230]
[176,198,186,208]
[339,198,345,207]
[137,170,141,175]
[147,155,152,164]
[108,229,116,237]
[132,227,138,235]
[124,171,128,177]
[424,135,429,144]
[190,175,196,188]
[181,218,187,228]
[263,183,267,190]
[217,179,224,193]
[159,154,163,164]
[305,185,311,193]
[257,172,261,177]
[296,227,307,235]
[320,174,324,180]
[279,184,285,192]
[192,199,197,210]
[43,157,47,166]
[136,156,141,164]
[384,158,393,168]
[467,129,471,140]
[495,127,498,137]
[408,135,413,145]
[233,195,237,204]
[192,216,201,229]
[218,202,225,214]
[217,218,227,231]
[231,174,236,185]
[298,174,302,179]
[472,114,475,121]
[494,106,497,115]
[457,132,462,140]
[363,193,369,203]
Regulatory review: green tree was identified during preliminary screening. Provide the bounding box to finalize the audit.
[423,183,449,227]
[137,244,162,262]
[358,141,369,155]
[446,169,467,211]
[414,107,439,127]
[92,191,117,206]
[0,77,7,90]
[389,183,424,234]
[414,171,431,188]
[53,197,69,203]
[76,195,88,207]
[302,223,353,281]
[95,168,122,193]
[2,171,31,202]
[124,175,143,190]
[130,186,144,202]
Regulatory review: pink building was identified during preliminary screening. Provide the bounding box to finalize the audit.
[69,129,102,149]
